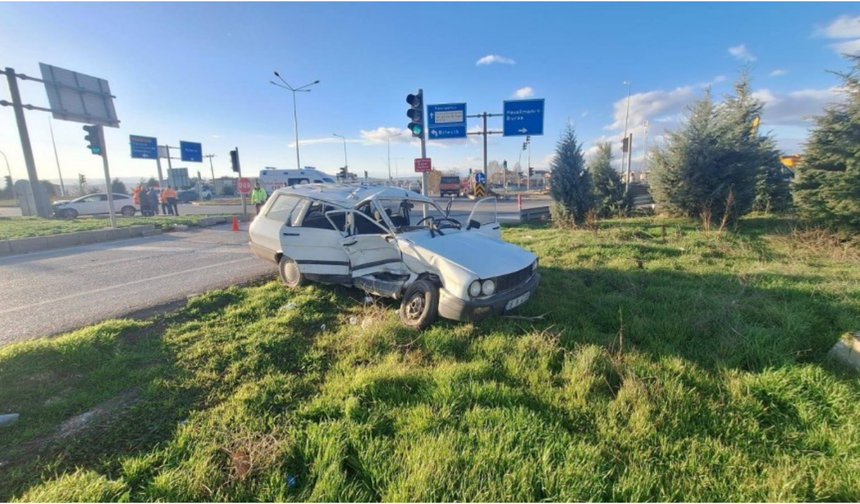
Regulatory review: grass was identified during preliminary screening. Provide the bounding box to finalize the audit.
[1,215,859,501]
[0,215,235,241]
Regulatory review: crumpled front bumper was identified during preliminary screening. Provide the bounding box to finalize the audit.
[438,271,541,322]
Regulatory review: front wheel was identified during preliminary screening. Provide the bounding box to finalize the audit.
[279,255,305,289]
[399,278,439,330]
[61,208,78,219]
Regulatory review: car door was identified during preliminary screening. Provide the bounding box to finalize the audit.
[77,194,107,215]
[466,197,502,239]
[284,200,349,278]
[325,209,405,278]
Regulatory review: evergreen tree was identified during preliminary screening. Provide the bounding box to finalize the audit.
[2,175,11,199]
[589,142,629,218]
[111,178,128,195]
[752,154,792,213]
[794,55,860,232]
[549,123,592,225]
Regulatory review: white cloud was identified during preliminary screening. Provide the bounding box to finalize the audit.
[710,75,727,84]
[819,14,860,39]
[817,14,860,54]
[753,86,840,126]
[728,44,757,62]
[581,111,588,117]
[769,69,788,77]
[514,86,534,98]
[358,127,411,144]
[476,54,515,66]
[604,84,699,131]
[832,38,860,54]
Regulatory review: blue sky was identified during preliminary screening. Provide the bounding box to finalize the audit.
[0,2,857,186]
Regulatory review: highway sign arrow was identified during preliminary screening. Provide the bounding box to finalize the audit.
[519,128,528,133]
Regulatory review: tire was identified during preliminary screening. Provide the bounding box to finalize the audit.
[120,206,136,217]
[62,208,78,219]
[278,255,305,288]
[399,278,439,330]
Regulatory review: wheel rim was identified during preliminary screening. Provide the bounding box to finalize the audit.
[405,292,426,321]
[284,259,300,285]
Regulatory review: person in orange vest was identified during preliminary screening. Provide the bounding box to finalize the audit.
[162,186,179,216]
[133,185,142,205]
[159,188,171,215]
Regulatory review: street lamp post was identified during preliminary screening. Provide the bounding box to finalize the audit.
[386,131,402,182]
[270,72,320,170]
[622,80,632,190]
[332,133,348,175]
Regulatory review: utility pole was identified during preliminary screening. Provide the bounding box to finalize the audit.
[642,121,650,177]
[204,154,216,182]
[626,133,634,185]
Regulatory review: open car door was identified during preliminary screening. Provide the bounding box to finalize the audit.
[465,197,501,239]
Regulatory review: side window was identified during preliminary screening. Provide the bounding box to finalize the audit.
[354,211,388,236]
[287,178,310,186]
[265,195,303,225]
[300,202,337,230]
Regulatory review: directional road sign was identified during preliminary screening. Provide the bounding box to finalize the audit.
[474,172,486,184]
[179,141,202,162]
[130,135,158,159]
[428,103,467,139]
[503,98,545,137]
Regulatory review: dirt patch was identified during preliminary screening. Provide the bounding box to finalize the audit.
[57,389,141,439]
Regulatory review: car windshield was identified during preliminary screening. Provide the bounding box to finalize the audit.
[369,197,455,235]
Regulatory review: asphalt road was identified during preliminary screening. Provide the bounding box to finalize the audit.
[0,223,273,346]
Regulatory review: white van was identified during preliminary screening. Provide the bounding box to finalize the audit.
[258,167,336,193]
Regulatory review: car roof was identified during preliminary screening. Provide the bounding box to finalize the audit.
[272,183,434,207]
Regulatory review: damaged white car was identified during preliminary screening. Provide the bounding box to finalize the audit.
[248,184,540,329]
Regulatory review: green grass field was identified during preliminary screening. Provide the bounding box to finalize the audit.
[1,215,859,502]
[0,215,234,241]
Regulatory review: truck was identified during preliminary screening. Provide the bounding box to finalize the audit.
[439,175,461,197]
[257,167,337,194]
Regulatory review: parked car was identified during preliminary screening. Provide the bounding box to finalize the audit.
[440,175,461,197]
[176,189,199,203]
[52,193,138,219]
[248,184,540,329]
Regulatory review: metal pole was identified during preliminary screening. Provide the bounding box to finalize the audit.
[527,139,531,192]
[156,156,165,191]
[48,118,65,197]
[98,125,117,229]
[622,81,632,191]
[5,67,49,217]
[387,135,391,182]
[627,133,634,184]
[0,150,12,192]
[237,146,247,216]
[419,88,428,203]
[643,121,649,175]
[204,154,216,181]
[482,112,488,178]
[292,89,301,170]
[333,134,348,174]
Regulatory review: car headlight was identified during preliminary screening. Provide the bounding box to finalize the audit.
[481,279,495,296]
[532,260,538,271]
[469,280,482,298]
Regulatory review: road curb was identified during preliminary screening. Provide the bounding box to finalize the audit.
[0,216,252,258]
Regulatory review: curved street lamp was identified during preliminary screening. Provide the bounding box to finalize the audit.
[271,72,320,170]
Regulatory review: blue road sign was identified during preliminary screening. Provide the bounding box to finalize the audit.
[130,135,158,159]
[475,172,486,184]
[428,102,467,139]
[180,141,202,162]
[503,99,545,137]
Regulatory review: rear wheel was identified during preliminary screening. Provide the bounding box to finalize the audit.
[399,278,439,330]
[120,206,136,217]
[278,255,305,288]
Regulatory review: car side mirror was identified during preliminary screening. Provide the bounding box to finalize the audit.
[467,219,481,230]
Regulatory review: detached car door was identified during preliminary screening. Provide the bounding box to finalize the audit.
[326,209,405,278]
[466,197,502,239]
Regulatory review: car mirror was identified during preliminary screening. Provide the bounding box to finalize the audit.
[467,219,481,230]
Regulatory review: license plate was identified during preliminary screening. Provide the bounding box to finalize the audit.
[505,291,530,311]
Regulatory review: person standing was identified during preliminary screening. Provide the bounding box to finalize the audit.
[163,185,179,216]
[251,182,268,215]
[160,188,171,215]
[139,187,150,216]
[147,187,160,216]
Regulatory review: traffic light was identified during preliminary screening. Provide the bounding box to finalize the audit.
[528,167,534,177]
[522,142,528,151]
[503,160,508,170]
[406,90,424,138]
[339,166,348,179]
[82,124,102,156]
[230,149,240,173]
[78,174,86,185]
[621,136,629,153]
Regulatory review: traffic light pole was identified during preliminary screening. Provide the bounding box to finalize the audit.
[96,124,117,228]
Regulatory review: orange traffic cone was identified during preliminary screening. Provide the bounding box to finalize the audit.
[231,216,239,231]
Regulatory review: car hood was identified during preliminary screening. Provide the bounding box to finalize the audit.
[402,230,536,279]
[52,200,71,206]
